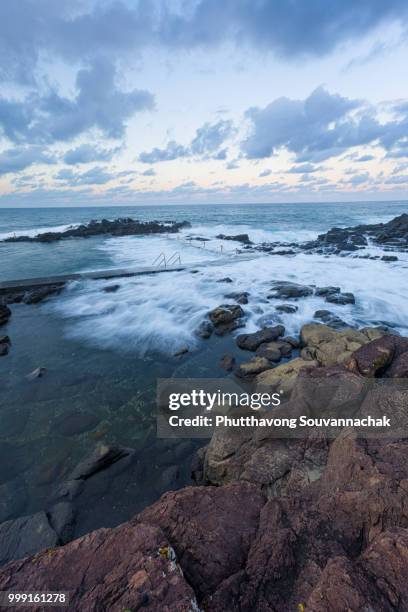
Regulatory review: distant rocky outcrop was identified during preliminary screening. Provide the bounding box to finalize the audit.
[3,218,191,243]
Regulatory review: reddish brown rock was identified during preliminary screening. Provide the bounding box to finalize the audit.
[346,334,408,377]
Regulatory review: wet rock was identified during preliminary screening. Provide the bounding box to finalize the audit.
[224,291,249,304]
[256,358,318,395]
[0,521,197,610]
[173,346,189,357]
[23,285,63,304]
[159,465,180,490]
[275,304,298,313]
[219,353,235,371]
[268,281,313,299]
[315,286,341,296]
[0,512,58,566]
[236,325,285,351]
[216,233,252,244]
[26,367,47,381]
[382,255,399,262]
[0,336,10,356]
[48,502,75,544]
[325,291,355,305]
[255,343,282,362]
[4,218,191,243]
[51,411,100,436]
[314,309,347,329]
[282,335,300,348]
[69,444,134,481]
[208,304,245,335]
[300,323,372,367]
[235,356,271,378]
[386,351,408,378]
[103,284,120,293]
[0,305,11,326]
[195,320,214,339]
[216,277,233,283]
[0,479,28,523]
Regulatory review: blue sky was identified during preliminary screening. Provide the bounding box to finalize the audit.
[1,0,408,206]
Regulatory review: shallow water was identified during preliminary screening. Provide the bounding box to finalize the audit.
[1,201,408,535]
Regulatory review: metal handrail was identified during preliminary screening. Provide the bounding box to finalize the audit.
[167,252,181,266]
[152,252,166,267]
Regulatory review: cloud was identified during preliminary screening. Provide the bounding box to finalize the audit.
[63,144,120,165]
[242,86,408,162]
[55,165,114,185]
[2,0,408,86]
[226,160,239,170]
[139,120,233,163]
[141,168,156,176]
[287,163,320,173]
[259,169,272,177]
[355,154,375,162]
[0,59,154,144]
[0,145,55,175]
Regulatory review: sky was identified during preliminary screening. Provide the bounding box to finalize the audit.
[1,0,408,207]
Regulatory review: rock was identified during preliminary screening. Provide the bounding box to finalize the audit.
[173,346,189,357]
[216,277,233,283]
[26,367,47,380]
[256,358,318,395]
[224,291,249,304]
[0,512,58,566]
[275,304,298,313]
[23,285,62,304]
[255,343,282,362]
[282,335,300,348]
[268,281,313,299]
[387,351,408,378]
[48,502,75,544]
[69,444,134,481]
[0,521,197,610]
[235,356,271,378]
[0,479,28,523]
[0,336,10,356]
[325,291,355,305]
[236,326,285,351]
[50,411,100,436]
[314,309,347,329]
[315,286,341,296]
[219,353,235,371]
[103,284,120,292]
[346,334,408,377]
[216,233,252,244]
[195,320,214,339]
[382,255,399,262]
[0,304,11,326]
[3,218,191,243]
[208,304,245,334]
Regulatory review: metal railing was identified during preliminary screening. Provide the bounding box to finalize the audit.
[167,252,181,266]
[152,252,182,268]
[152,252,166,267]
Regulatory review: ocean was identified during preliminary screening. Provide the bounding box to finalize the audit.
[1,201,408,536]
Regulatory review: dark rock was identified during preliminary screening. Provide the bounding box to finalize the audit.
[50,411,100,436]
[382,255,398,262]
[159,465,180,489]
[282,336,300,348]
[26,367,47,380]
[315,286,341,296]
[216,233,252,244]
[224,291,249,304]
[314,309,347,329]
[216,277,233,283]
[103,284,120,293]
[386,351,408,378]
[268,281,313,299]
[0,479,28,523]
[208,304,245,334]
[219,353,236,371]
[0,305,11,326]
[69,444,134,481]
[275,304,298,313]
[256,343,282,362]
[236,326,285,351]
[326,292,355,305]
[3,218,191,243]
[195,320,214,339]
[0,512,58,566]
[47,502,75,544]
[173,346,189,357]
[0,337,10,356]
[23,285,62,304]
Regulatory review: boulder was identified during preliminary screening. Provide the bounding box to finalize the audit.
[256,358,318,395]
[314,309,347,329]
[275,303,298,313]
[381,255,398,262]
[236,326,285,351]
[23,285,62,304]
[216,233,252,244]
[235,356,271,378]
[208,304,245,334]
[0,305,11,326]
[315,286,341,296]
[387,351,408,378]
[0,512,59,566]
[268,281,313,299]
[224,291,249,304]
[195,320,214,339]
[255,343,282,362]
[346,334,408,377]
[325,292,355,305]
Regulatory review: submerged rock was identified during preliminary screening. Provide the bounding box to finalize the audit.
[219,353,236,371]
[26,367,47,380]
[216,233,252,244]
[224,291,249,304]
[0,305,11,326]
[0,512,58,566]
[0,336,10,356]
[275,303,298,313]
[23,285,62,304]
[195,320,214,339]
[325,291,355,305]
[268,281,313,299]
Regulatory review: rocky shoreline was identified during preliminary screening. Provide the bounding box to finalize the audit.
[1,214,408,609]
[2,217,191,243]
